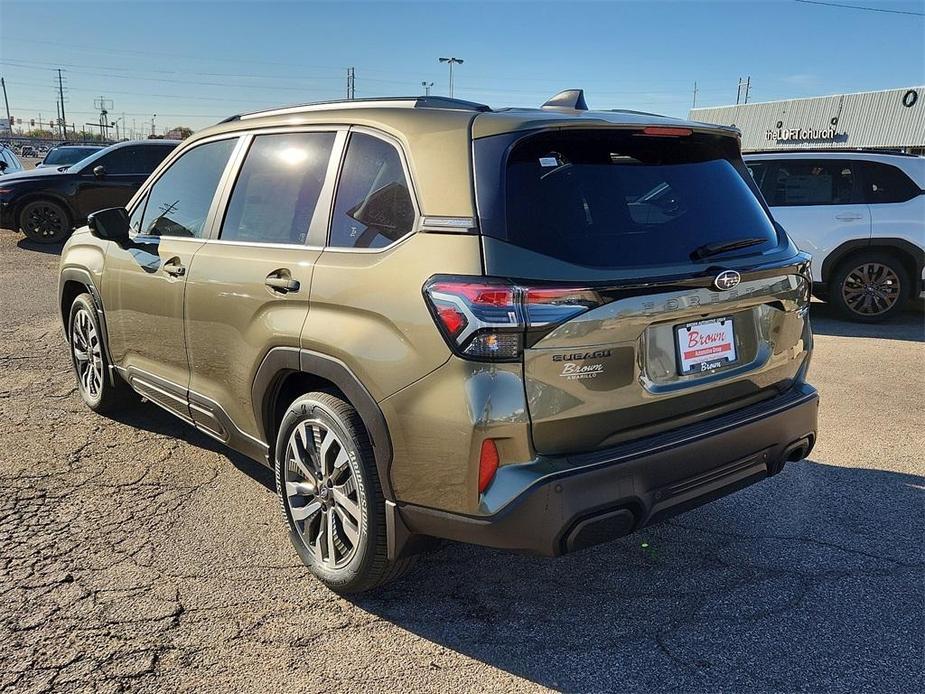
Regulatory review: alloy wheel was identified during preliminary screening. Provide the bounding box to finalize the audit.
[284,420,363,569]
[71,308,103,399]
[841,262,902,317]
[24,203,67,240]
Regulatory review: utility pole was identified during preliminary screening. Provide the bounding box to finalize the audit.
[0,77,11,136]
[57,68,67,139]
[421,81,433,96]
[438,57,463,98]
[151,114,156,137]
[692,81,698,109]
[346,67,355,100]
[94,96,113,141]
[132,118,136,140]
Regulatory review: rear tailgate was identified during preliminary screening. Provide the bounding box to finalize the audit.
[518,259,811,454]
[473,124,813,455]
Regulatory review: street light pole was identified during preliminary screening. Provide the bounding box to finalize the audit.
[438,57,463,98]
[421,81,433,96]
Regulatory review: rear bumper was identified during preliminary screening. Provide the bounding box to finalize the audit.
[391,383,818,558]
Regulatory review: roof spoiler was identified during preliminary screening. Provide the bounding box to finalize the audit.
[542,89,589,112]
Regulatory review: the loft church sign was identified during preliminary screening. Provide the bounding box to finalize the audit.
[766,118,845,143]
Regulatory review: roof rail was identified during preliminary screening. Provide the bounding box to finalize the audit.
[223,96,491,122]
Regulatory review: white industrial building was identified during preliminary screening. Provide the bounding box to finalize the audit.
[690,86,925,154]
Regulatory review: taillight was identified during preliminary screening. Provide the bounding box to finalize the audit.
[423,276,606,361]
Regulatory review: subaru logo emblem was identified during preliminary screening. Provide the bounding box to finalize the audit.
[714,270,741,291]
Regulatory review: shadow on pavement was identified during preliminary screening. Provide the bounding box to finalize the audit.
[810,299,924,342]
[16,236,65,256]
[351,460,924,692]
[106,398,275,492]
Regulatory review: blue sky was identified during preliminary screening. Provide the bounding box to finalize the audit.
[1,0,923,135]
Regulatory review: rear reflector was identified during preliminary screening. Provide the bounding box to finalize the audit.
[641,126,693,137]
[423,277,606,362]
[478,439,499,494]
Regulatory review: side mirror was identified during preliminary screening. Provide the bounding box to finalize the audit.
[93,165,106,179]
[88,207,130,243]
[0,160,7,172]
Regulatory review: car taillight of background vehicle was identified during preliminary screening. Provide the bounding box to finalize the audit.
[423,276,606,361]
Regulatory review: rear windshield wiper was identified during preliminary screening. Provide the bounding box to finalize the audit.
[690,237,767,261]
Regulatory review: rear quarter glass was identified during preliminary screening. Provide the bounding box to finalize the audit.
[474,128,785,274]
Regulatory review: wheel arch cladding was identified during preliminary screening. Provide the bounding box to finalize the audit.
[58,269,118,386]
[252,347,395,500]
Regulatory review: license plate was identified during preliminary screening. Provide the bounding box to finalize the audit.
[675,317,737,375]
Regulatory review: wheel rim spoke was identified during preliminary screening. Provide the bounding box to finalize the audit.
[324,511,337,567]
[290,499,322,522]
[334,506,360,546]
[331,482,360,523]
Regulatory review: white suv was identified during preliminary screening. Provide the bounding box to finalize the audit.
[745,151,924,322]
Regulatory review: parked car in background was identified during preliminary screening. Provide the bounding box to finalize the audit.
[0,139,178,242]
[19,145,36,158]
[0,144,24,176]
[36,145,104,169]
[58,93,818,593]
[745,151,924,321]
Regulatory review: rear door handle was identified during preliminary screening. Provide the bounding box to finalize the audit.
[163,258,186,277]
[835,213,863,221]
[265,272,300,293]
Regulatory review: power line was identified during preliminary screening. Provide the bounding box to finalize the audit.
[793,0,925,16]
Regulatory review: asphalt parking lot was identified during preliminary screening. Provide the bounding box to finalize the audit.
[0,225,922,693]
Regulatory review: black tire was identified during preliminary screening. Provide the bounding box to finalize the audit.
[828,251,911,323]
[19,199,72,244]
[275,391,414,593]
[68,293,136,413]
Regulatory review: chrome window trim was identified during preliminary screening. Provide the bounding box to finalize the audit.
[421,215,477,232]
[322,125,422,254]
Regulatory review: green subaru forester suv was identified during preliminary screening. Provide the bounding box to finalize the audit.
[58,91,819,593]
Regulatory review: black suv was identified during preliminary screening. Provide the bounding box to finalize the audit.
[0,139,178,243]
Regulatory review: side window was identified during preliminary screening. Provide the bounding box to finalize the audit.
[94,146,140,174]
[139,139,236,238]
[861,162,921,204]
[328,132,415,249]
[769,160,858,206]
[220,132,335,245]
[95,145,173,174]
[136,146,175,174]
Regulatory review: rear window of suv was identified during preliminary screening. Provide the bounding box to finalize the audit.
[495,129,779,269]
